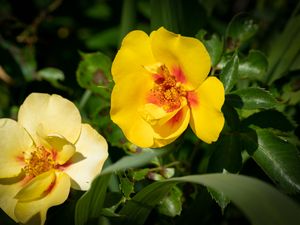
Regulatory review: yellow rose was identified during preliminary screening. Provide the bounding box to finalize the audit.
[110,27,225,148]
[0,93,108,225]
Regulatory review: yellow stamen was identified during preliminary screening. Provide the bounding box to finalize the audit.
[24,146,57,177]
[149,65,186,112]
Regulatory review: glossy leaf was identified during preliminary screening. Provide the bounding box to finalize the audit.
[208,134,242,173]
[119,174,300,225]
[222,102,240,130]
[220,53,239,93]
[196,30,224,66]
[226,13,258,47]
[241,129,300,193]
[207,187,230,214]
[226,87,278,109]
[239,50,268,81]
[101,149,169,176]
[242,110,295,132]
[157,185,182,217]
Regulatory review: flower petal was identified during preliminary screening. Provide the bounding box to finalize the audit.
[189,77,225,143]
[152,105,190,147]
[0,177,24,222]
[112,30,156,82]
[44,135,76,165]
[18,93,81,145]
[150,27,211,90]
[64,124,108,190]
[14,171,70,225]
[15,170,56,202]
[110,72,156,147]
[0,119,34,178]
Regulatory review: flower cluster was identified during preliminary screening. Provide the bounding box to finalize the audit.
[0,27,225,224]
[0,93,108,225]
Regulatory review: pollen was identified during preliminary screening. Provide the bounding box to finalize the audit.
[24,146,57,177]
[149,65,186,112]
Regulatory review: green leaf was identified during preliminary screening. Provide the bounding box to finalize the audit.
[207,186,230,214]
[226,87,278,109]
[101,148,169,176]
[220,53,239,93]
[119,174,300,225]
[226,13,258,48]
[76,52,112,96]
[118,181,176,224]
[241,129,300,193]
[195,30,224,66]
[75,174,111,225]
[119,176,135,199]
[222,102,240,130]
[37,67,64,81]
[157,185,182,217]
[75,149,170,225]
[265,7,300,84]
[37,67,70,92]
[239,50,268,81]
[208,134,242,173]
[129,168,150,181]
[242,110,295,132]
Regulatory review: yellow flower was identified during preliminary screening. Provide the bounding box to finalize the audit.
[0,93,108,225]
[110,27,225,148]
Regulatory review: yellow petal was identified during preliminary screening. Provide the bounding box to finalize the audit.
[14,171,70,225]
[189,77,225,143]
[18,93,81,145]
[112,30,156,82]
[150,27,211,90]
[44,134,76,165]
[110,72,156,147]
[0,177,24,222]
[0,119,34,178]
[153,105,190,141]
[139,103,181,126]
[64,124,108,190]
[15,170,56,202]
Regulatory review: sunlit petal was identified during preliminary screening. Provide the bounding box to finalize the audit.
[112,30,156,82]
[0,177,24,222]
[65,124,108,190]
[14,171,70,225]
[15,170,56,202]
[18,93,81,145]
[150,27,211,90]
[110,71,156,147]
[189,77,225,143]
[0,119,34,178]
[44,134,76,165]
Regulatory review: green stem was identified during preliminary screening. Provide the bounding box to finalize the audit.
[119,0,136,45]
[79,89,92,109]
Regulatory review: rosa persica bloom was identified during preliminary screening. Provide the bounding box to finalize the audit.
[110,27,225,148]
[0,93,108,225]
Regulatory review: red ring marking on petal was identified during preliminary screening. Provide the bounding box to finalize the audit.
[172,66,186,83]
[167,109,184,127]
[187,91,199,107]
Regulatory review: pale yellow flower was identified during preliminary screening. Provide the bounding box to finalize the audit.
[0,93,108,225]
